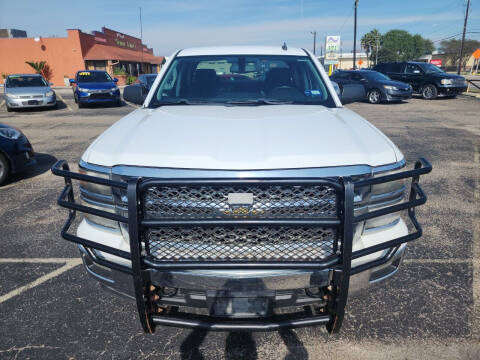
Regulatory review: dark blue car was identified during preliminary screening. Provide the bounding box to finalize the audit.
[70,70,121,108]
[0,123,35,185]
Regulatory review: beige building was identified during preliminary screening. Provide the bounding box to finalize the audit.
[319,52,370,70]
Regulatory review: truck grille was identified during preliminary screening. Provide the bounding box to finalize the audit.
[146,226,336,261]
[142,183,339,262]
[143,184,337,219]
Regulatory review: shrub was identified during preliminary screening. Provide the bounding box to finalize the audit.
[126,75,137,85]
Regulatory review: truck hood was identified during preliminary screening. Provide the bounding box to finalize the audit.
[82,105,402,170]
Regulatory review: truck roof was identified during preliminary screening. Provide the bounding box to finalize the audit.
[178,46,307,57]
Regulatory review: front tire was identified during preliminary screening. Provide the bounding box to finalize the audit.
[0,153,10,186]
[368,89,382,104]
[6,104,13,112]
[422,84,438,100]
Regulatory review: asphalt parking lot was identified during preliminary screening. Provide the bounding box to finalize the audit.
[0,90,479,359]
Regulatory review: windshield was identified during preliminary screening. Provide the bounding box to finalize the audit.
[418,63,444,74]
[6,75,48,88]
[150,55,336,108]
[363,71,391,81]
[76,71,112,83]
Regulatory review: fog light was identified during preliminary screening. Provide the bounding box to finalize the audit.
[161,287,178,297]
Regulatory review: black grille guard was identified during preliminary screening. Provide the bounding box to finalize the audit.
[51,158,431,334]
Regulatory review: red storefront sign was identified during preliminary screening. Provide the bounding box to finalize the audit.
[430,59,442,67]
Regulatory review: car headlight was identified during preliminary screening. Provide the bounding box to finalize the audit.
[383,85,398,90]
[78,87,89,93]
[441,79,452,85]
[45,90,54,97]
[110,87,118,92]
[78,165,119,229]
[0,127,22,139]
[5,93,19,99]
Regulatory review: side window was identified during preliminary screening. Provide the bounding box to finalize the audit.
[387,63,403,73]
[405,64,421,74]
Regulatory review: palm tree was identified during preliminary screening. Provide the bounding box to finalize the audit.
[361,29,382,66]
[25,61,46,74]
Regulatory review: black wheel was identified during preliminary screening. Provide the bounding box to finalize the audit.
[368,89,382,104]
[6,104,13,112]
[77,100,84,109]
[0,153,10,185]
[422,84,438,100]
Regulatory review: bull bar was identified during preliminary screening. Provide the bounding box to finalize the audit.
[51,158,431,333]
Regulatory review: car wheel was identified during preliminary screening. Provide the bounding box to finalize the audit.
[422,84,438,100]
[77,100,84,109]
[0,153,10,185]
[368,89,382,104]
[6,104,13,112]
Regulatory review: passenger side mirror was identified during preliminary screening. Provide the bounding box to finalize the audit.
[113,78,119,83]
[339,84,366,104]
[69,79,76,85]
[123,84,146,105]
[49,82,54,86]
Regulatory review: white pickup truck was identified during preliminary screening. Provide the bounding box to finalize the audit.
[52,46,431,333]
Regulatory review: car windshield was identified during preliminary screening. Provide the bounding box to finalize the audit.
[77,71,112,83]
[7,76,48,88]
[418,63,444,74]
[150,55,335,108]
[363,71,391,81]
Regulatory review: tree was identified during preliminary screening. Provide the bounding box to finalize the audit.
[439,38,480,70]
[25,60,53,82]
[361,29,381,66]
[367,29,434,63]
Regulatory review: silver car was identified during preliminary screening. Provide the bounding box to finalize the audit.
[2,74,57,112]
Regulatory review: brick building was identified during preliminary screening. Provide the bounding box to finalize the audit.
[0,27,164,86]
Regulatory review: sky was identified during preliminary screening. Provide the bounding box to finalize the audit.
[1,0,479,56]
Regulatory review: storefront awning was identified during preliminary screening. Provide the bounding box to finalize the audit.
[84,44,164,64]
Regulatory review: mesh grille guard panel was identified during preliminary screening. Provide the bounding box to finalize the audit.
[145,226,337,261]
[143,184,337,219]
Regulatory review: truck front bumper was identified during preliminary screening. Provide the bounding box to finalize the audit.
[52,159,430,333]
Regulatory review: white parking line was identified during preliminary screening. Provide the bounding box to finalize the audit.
[0,258,81,304]
[0,100,4,108]
[56,93,72,111]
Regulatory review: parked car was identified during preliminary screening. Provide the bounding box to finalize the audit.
[2,74,57,112]
[122,74,158,105]
[0,124,35,185]
[52,46,431,334]
[70,70,121,108]
[330,70,412,104]
[373,62,467,99]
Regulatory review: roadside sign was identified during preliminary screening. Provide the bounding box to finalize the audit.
[358,59,363,66]
[430,59,442,66]
[325,36,340,52]
[325,51,339,65]
[473,49,480,59]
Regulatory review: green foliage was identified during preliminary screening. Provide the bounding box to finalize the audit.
[126,75,137,85]
[361,29,435,63]
[25,60,53,81]
[113,67,127,75]
[1,73,8,79]
[439,38,480,69]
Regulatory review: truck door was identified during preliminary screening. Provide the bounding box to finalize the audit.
[404,63,424,92]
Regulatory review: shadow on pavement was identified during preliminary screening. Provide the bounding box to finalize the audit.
[1,152,57,187]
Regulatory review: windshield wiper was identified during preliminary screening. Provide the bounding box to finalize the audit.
[150,99,207,107]
[226,99,293,105]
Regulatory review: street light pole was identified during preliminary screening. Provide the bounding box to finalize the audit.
[311,31,317,55]
[457,0,470,75]
[353,0,359,70]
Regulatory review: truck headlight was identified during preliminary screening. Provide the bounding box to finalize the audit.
[441,79,452,85]
[78,165,119,229]
[383,85,398,90]
[364,172,406,232]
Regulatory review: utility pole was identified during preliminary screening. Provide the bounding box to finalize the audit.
[375,35,379,65]
[457,0,470,74]
[311,31,317,55]
[140,7,144,74]
[353,0,359,69]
